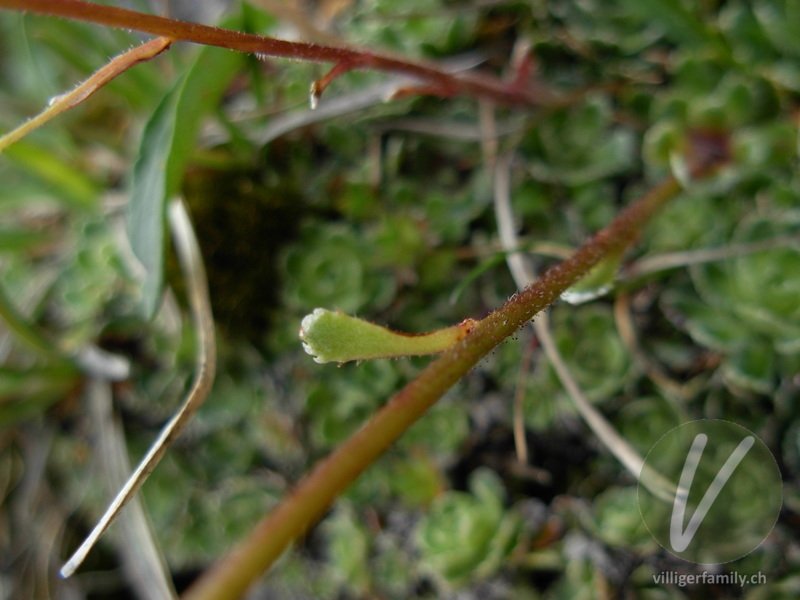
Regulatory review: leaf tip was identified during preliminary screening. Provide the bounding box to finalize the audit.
[299,308,333,363]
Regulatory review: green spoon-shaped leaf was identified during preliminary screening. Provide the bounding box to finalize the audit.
[300,308,477,364]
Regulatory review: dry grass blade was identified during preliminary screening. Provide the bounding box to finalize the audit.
[622,235,800,280]
[0,37,171,153]
[512,333,537,464]
[60,199,217,578]
[86,378,177,600]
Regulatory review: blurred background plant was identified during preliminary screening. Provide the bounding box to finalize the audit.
[1,0,799,599]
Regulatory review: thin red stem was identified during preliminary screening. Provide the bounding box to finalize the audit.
[1,0,550,107]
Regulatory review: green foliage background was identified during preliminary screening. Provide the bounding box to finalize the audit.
[0,0,798,598]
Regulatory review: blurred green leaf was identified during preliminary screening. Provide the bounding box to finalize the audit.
[615,396,684,456]
[619,0,723,49]
[754,0,800,58]
[324,505,372,594]
[2,139,98,210]
[561,247,624,305]
[416,468,521,587]
[0,228,51,251]
[305,359,400,449]
[722,340,776,395]
[0,365,78,428]
[660,211,800,394]
[53,219,130,350]
[389,453,443,506]
[127,16,245,318]
[662,289,751,352]
[593,486,656,549]
[401,399,469,456]
[523,98,636,185]
[282,223,396,314]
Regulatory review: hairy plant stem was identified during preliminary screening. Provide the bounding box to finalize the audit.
[0,36,171,152]
[181,169,718,600]
[0,0,550,107]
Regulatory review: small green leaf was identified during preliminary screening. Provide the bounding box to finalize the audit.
[389,455,443,506]
[664,292,749,352]
[593,486,657,549]
[415,468,521,587]
[722,341,776,394]
[561,247,624,305]
[299,308,476,364]
[754,0,800,58]
[324,505,371,593]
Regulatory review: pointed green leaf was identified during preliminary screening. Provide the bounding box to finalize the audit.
[128,91,178,318]
[3,139,98,210]
[127,15,245,318]
[561,247,624,305]
[620,0,723,49]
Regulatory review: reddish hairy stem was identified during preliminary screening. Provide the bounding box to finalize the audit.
[1,0,549,106]
[310,61,358,108]
[182,130,728,598]
[0,37,171,152]
[181,169,716,600]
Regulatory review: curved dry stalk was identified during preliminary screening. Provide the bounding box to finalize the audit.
[60,199,216,578]
[622,235,800,280]
[86,379,176,600]
[0,37,172,153]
